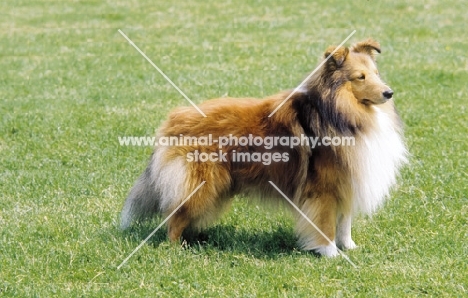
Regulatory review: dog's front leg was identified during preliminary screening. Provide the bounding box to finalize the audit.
[335,212,357,250]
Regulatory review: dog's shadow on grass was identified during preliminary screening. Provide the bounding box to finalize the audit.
[121,222,304,259]
[192,225,301,259]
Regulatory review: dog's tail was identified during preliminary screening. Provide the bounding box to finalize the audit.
[120,156,161,229]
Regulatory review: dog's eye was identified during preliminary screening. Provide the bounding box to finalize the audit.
[358,74,365,80]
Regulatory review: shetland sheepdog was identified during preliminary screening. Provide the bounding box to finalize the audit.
[121,39,408,256]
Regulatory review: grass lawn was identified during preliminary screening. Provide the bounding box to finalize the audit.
[1,0,467,296]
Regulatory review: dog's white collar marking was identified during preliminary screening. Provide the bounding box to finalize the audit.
[351,106,408,214]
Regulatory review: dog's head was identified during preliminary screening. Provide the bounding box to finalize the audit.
[324,39,393,105]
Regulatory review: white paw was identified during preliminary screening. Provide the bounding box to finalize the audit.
[313,243,339,257]
[336,238,357,250]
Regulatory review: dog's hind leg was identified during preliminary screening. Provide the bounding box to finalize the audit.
[165,163,233,242]
[167,206,192,242]
[165,189,232,242]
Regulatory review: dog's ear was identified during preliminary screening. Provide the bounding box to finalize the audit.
[351,39,381,60]
[324,46,349,69]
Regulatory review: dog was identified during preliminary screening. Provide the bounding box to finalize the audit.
[120,39,408,257]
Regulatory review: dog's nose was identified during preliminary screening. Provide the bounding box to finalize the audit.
[383,90,394,99]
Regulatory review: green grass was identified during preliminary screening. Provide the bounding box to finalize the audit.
[1,0,467,296]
